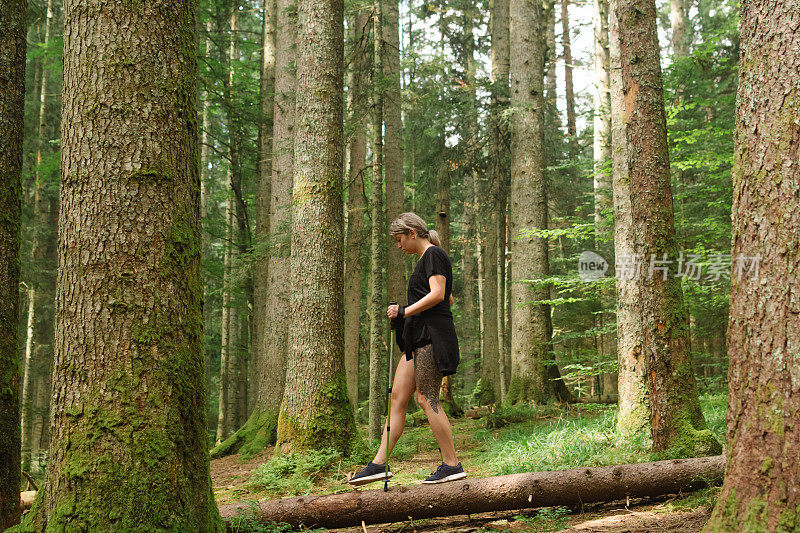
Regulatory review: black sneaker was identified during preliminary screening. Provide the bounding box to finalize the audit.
[347,461,392,486]
[422,462,466,484]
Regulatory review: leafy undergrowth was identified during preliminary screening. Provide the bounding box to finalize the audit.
[213,392,727,532]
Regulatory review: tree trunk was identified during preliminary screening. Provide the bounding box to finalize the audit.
[560,0,577,143]
[21,0,55,472]
[593,0,611,247]
[705,1,800,529]
[276,0,355,454]
[481,0,509,407]
[210,0,292,459]
[27,0,223,527]
[200,21,215,427]
[344,8,369,412]
[0,0,25,527]
[384,0,405,355]
[609,0,648,437]
[615,0,720,456]
[220,455,725,529]
[252,0,277,416]
[669,0,687,59]
[368,0,386,442]
[435,163,450,252]
[507,0,553,404]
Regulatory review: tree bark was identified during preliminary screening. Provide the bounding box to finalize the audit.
[252,0,277,416]
[210,0,293,459]
[344,8,369,412]
[0,0,25,527]
[26,0,223,527]
[368,0,386,441]
[276,0,355,453]
[615,0,720,456]
[507,0,553,404]
[705,2,800,529]
[220,455,725,529]
[609,0,649,437]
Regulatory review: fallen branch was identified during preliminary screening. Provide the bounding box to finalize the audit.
[219,455,725,529]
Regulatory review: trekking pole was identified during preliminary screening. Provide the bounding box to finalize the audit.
[385,303,397,492]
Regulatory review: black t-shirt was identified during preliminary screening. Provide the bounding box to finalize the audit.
[408,246,453,315]
[392,245,460,377]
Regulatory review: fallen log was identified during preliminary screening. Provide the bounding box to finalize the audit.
[219,455,724,529]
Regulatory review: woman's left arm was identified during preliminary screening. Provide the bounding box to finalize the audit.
[402,275,446,317]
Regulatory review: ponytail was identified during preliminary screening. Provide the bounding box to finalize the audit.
[428,229,441,247]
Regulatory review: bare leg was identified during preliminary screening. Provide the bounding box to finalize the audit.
[414,344,459,466]
[373,355,416,464]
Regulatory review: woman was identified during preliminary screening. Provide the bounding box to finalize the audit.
[348,212,464,485]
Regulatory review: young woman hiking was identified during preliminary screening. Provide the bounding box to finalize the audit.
[348,212,464,485]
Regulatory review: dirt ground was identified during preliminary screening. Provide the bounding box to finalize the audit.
[211,447,712,533]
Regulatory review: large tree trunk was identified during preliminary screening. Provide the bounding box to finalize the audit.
[507,0,553,404]
[344,8,369,412]
[251,0,277,416]
[210,0,292,459]
[705,2,800,529]
[368,0,386,442]
[276,0,355,454]
[0,0,25,527]
[26,0,222,528]
[220,455,725,529]
[609,0,649,437]
[615,0,720,456]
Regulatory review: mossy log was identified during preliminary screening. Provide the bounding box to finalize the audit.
[219,455,724,529]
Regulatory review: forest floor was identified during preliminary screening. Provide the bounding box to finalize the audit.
[211,394,726,532]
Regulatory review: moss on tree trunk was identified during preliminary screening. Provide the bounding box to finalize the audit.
[20,0,223,529]
[276,0,357,455]
[704,1,800,530]
[0,0,25,528]
[615,0,720,457]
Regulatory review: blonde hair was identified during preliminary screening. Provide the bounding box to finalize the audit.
[389,212,441,246]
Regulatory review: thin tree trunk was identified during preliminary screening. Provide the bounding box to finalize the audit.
[669,0,687,59]
[200,21,215,426]
[508,0,553,404]
[610,0,648,436]
[368,0,386,441]
[384,0,405,346]
[705,1,800,528]
[252,0,277,415]
[31,0,222,526]
[593,0,611,246]
[21,0,55,471]
[0,0,25,526]
[482,0,509,406]
[210,0,290,459]
[276,0,355,454]
[560,0,576,144]
[344,8,369,411]
[615,0,720,456]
